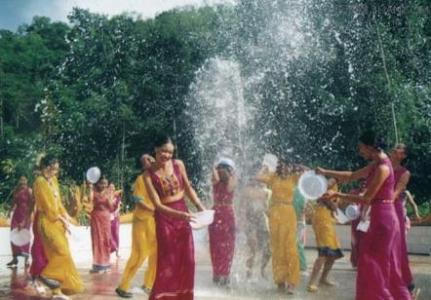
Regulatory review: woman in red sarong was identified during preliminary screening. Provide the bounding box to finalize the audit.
[208,161,237,285]
[318,131,411,300]
[30,209,48,278]
[90,176,115,273]
[390,144,417,295]
[7,176,33,268]
[144,135,206,300]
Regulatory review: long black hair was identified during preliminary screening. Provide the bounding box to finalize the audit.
[359,130,387,151]
[39,154,59,170]
[153,135,174,149]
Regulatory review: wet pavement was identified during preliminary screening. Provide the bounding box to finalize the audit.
[0,248,429,300]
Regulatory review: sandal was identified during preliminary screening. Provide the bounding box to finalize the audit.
[39,276,60,289]
[6,260,18,268]
[115,288,133,298]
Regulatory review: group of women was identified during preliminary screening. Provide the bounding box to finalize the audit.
[203,130,419,299]
[117,136,206,300]
[8,159,122,299]
[6,131,420,300]
[317,132,418,300]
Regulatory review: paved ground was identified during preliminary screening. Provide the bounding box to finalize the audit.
[0,248,429,300]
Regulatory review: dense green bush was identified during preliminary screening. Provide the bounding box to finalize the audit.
[1,2,430,208]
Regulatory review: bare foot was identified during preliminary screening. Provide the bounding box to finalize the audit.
[287,284,295,295]
[277,283,285,293]
[319,279,338,287]
[307,284,318,293]
[412,288,421,300]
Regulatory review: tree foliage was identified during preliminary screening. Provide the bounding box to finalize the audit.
[0,2,430,207]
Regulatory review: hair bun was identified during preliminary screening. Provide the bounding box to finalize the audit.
[375,137,387,150]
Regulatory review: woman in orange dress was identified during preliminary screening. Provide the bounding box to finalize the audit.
[90,176,115,273]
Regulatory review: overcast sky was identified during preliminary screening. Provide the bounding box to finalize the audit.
[0,0,235,31]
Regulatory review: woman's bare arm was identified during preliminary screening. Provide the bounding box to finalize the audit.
[227,175,237,193]
[255,166,271,184]
[317,164,373,184]
[405,190,421,220]
[177,160,205,211]
[211,167,220,185]
[394,171,410,201]
[325,165,389,204]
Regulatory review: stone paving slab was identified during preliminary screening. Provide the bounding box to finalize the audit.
[0,249,429,300]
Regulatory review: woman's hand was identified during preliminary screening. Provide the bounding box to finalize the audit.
[414,214,422,221]
[321,190,338,200]
[59,217,71,234]
[180,212,192,222]
[315,167,327,176]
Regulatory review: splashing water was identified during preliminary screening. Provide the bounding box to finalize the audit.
[187,57,258,188]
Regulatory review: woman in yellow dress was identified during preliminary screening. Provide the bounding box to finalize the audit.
[257,158,300,295]
[116,154,157,298]
[307,179,343,292]
[33,155,84,299]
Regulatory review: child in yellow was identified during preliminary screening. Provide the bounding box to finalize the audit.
[116,155,157,298]
[307,180,343,292]
[257,160,300,295]
[33,155,83,299]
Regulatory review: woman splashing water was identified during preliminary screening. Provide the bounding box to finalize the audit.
[317,131,411,300]
[256,156,300,295]
[208,159,237,286]
[144,135,206,300]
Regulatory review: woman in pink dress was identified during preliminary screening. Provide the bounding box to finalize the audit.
[318,131,411,300]
[7,176,33,268]
[208,161,236,285]
[90,176,115,273]
[109,184,121,257]
[144,135,206,300]
[390,144,418,295]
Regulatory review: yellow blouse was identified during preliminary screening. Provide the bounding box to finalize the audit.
[261,173,299,204]
[133,174,154,220]
[52,176,68,216]
[33,176,64,222]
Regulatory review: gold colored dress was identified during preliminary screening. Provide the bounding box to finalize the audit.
[311,186,343,258]
[33,176,84,295]
[262,173,300,286]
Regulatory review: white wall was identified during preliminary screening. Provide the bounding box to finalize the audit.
[0,224,210,263]
[1,224,429,260]
[305,224,431,255]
